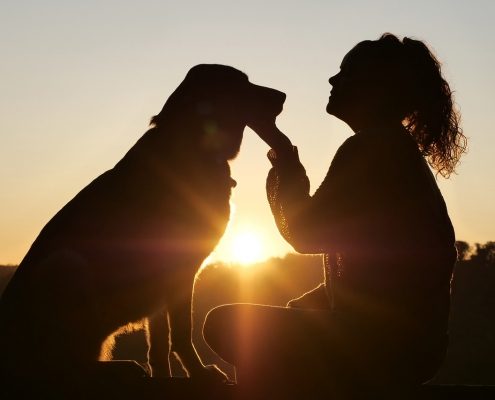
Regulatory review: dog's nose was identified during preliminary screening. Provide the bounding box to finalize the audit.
[267,88,286,107]
[268,88,286,116]
[277,91,287,104]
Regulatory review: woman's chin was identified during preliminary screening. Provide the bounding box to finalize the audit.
[326,104,350,126]
[326,102,336,115]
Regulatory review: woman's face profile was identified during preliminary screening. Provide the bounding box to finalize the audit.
[326,43,393,130]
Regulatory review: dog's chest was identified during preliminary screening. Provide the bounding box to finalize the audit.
[162,160,233,236]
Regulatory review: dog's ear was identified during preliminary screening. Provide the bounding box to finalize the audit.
[150,76,199,127]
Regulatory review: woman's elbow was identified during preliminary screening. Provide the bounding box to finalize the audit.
[289,235,323,254]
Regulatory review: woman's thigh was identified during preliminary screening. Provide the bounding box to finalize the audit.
[203,304,349,372]
[203,303,442,391]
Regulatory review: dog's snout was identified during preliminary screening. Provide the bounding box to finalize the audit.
[265,87,286,102]
[248,83,286,118]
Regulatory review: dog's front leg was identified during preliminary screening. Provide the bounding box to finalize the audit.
[168,285,228,382]
[168,286,203,377]
[147,307,171,377]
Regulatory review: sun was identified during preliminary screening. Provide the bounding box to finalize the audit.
[208,223,269,266]
[231,230,264,265]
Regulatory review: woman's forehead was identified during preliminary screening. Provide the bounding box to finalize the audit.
[340,41,390,73]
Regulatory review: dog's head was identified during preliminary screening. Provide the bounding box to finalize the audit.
[151,64,286,160]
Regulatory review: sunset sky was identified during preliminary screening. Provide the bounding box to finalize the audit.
[1,0,494,265]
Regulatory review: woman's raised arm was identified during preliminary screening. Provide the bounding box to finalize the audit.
[249,122,359,254]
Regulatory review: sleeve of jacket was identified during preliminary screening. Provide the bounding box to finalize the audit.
[265,137,359,254]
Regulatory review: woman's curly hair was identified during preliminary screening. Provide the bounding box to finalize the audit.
[362,33,467,177]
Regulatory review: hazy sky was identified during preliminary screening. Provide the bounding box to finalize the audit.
[1,0,494,264]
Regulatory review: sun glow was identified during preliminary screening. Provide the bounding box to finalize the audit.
[230,230,264,265]
[202,231,265,269]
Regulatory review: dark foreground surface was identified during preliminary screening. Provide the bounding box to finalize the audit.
[2,379,495,400]
[2,367,494,400]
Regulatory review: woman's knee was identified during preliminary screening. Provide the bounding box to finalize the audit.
[203,304,241,361]
[203,305,223,349]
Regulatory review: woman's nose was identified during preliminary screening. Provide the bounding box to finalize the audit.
[329,73,338,86]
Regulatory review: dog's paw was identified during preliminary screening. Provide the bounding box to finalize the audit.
[193,364,232,384]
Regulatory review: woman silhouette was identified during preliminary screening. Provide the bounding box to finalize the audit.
[204,34,466,394]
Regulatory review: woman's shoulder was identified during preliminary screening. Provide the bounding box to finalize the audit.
[331,129,427,185]
[334,134,368,159]
[349,128,422,160]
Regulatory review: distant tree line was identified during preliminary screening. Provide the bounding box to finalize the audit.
[436,241,495,384]
[455,240,495,264]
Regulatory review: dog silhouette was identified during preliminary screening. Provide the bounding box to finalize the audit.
[0,64,285,380]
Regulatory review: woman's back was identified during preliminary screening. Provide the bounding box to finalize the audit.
[319,128,457,339]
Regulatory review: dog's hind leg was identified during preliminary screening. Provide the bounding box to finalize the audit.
[147,307,172,377]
